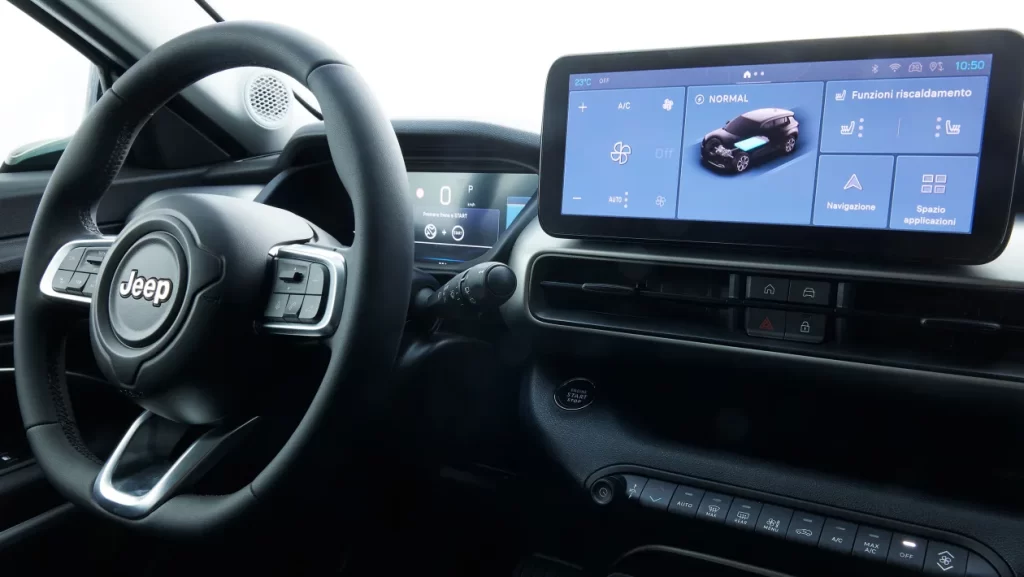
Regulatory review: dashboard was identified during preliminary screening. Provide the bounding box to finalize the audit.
[210,32,1024,575]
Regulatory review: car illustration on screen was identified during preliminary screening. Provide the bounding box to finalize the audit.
[700,108,799,173]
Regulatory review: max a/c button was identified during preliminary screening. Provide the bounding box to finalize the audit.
[853,526,892,561]
[746,308,786,340]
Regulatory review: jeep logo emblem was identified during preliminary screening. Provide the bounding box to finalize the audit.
[118,269,173,307]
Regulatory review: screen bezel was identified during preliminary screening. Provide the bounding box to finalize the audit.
[538,30,1024,264]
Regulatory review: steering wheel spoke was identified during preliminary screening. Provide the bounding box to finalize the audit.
[93,411,259,519]
[40,238,115,305]
[259,244,349,337]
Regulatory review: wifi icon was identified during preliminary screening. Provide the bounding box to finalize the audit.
[889,63,902,72]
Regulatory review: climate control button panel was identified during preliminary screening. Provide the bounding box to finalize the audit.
[598,473,997,577]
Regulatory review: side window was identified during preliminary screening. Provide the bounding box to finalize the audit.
[0,2,93,162]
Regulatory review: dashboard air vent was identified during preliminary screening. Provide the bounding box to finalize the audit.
[529,255,739,341]
[528,254,1024,382]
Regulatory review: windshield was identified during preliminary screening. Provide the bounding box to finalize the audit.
[210,0,1022,133]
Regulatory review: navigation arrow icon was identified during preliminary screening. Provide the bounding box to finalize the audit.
[843,173,863,191]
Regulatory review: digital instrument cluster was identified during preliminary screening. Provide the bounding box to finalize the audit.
[410,172,537,265]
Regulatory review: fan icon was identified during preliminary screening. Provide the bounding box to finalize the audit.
[655,196,666,208]
[609,141,632,165]
[662,98,674,111]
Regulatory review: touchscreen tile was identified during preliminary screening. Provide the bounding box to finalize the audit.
[888,155,979,233]
[563,87,687,219]
[820,76,988,155]
[677,82,824,225]
[812,155,894,229]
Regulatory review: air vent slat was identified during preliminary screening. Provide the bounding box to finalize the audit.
[530,256,735,335]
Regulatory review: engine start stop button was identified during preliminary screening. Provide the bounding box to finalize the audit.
[554,378,596,411]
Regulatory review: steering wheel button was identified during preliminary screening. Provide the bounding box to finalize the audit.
[66,272,90,293]
[306,264,327,296]
[59,247,85,271]
[273,258,310,294]
[298,296,322,322]
[52,270,72,292]
[83,274,99,297]
[76,249,107,274]
[264,293,288,319]
[283,295,304,319]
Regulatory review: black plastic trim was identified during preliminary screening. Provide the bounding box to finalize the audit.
[586,464,1011,577]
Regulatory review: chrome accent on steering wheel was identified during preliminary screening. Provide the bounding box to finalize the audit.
[260,244,348,337]
[93,411,259,519]
[39,238,116,304]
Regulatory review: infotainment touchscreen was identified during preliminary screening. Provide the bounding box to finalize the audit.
[562,55,991,233]
[539,32,1024,263]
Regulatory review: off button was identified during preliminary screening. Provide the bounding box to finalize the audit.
[888,534,928,571]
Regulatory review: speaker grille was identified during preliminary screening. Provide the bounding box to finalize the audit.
[244,73,291,129]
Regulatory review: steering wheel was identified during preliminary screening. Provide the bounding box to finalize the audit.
[13,22,412,535]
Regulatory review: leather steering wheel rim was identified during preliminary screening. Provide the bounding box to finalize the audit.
[13,21,412,536]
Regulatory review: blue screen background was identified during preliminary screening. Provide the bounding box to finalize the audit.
[560,55,991,234]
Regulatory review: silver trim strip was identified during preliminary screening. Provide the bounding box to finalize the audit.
[39,238,116,305]
[260,245,347,337]
[0,314,13,323]
[92,411,259,519]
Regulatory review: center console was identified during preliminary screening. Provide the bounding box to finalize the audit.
[505,28,1024,577]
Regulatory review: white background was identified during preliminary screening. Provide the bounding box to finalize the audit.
[1,0,1022,159]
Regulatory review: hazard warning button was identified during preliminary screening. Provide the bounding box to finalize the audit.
[745,308,787,340]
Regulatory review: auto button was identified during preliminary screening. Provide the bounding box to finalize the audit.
[667,486,704,518]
